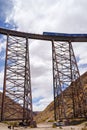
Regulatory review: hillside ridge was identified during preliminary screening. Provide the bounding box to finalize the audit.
[34,72,87,123]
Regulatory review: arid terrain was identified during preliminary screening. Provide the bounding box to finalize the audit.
[0,122,87,130]
[34,72,87,123]
[0,72,87,130]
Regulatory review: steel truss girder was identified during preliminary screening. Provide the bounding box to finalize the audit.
[1,35,33,121]
[52,41,86,121]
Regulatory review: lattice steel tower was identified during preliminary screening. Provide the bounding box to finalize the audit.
[0,28,86,122]
[1,35,33,121]
[52,41,86,121]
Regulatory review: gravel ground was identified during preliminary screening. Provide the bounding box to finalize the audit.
[0,122,86,130]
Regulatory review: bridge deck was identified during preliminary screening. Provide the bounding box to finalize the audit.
[0,27,87,42]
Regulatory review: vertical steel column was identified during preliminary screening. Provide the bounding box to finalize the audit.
[1,35,9,121]
[23,38,33,122]
[69,42,75,118]
[52,41,57,121]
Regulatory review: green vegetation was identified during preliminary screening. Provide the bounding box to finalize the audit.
[47,119,54,122]
[3,121,19,127]
[81,123,87,130]
[69,118,87,125]
[52,123,57,128]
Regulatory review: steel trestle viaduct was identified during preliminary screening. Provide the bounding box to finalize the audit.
[0,27,87,123]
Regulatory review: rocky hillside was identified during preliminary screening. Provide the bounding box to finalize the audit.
[34,72,87,123]
[0,92,40,121]
[0,92,24,120]
[0,72,87,122]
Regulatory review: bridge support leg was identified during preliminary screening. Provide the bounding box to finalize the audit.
[52,41,86,121]
[1,35,33,122]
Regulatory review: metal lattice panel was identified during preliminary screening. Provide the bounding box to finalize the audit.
[52,41,86,121]
[1,35,33,121]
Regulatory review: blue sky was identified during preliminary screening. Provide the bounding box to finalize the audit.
[0,0,87,111]
[0,0,14,75]
[0,0,14,27]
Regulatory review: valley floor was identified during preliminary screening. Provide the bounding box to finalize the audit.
[0,122,86,130]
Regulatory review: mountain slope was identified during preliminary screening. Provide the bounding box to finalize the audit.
[0,92,23,120]
[34,72,87,123]
[0,72,87,122]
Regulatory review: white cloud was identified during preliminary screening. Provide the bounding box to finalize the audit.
[33,96,53,111]
[73,43,87,74]
[1,0,87,111]
[9,0,87,33]
[0,70,4,90]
